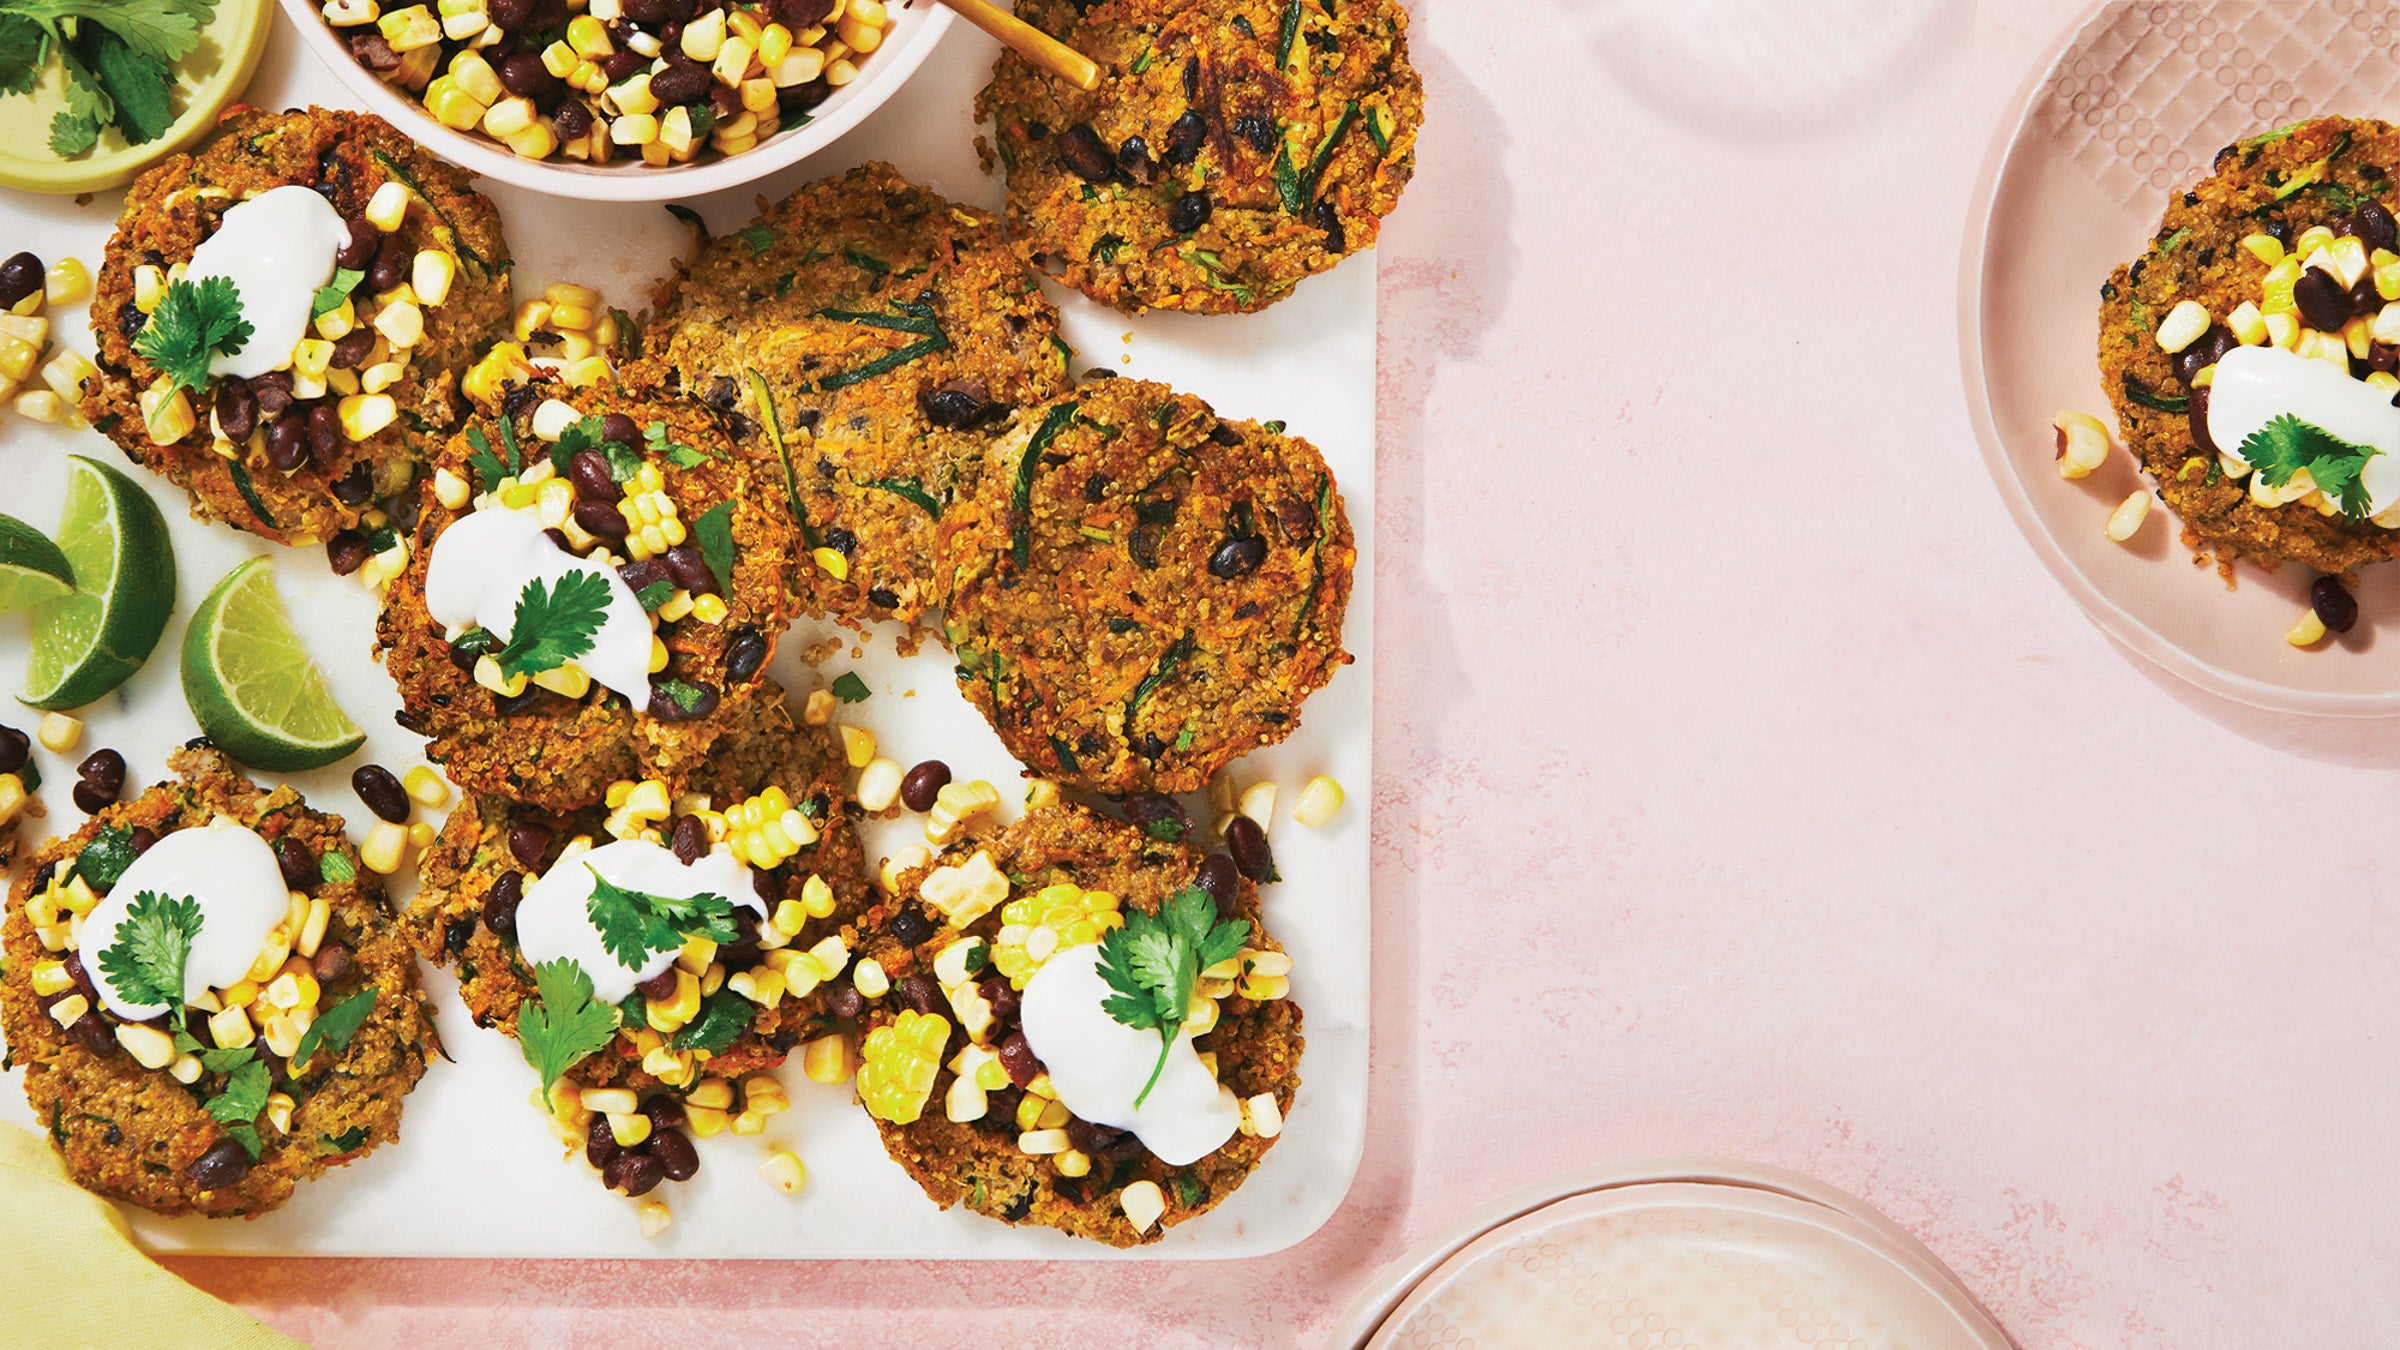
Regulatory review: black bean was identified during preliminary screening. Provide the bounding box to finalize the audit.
[649,1128,699,1181]
[264,414,311,472]
[1059,124,1115,181]
[326,529,372,576]
[2313,575,2360,633]
[1164,110,1205,165]
[586,1113,622,1169]
[70,1011,115,1057]
[670,815,708,865]
[710,82,742,118]
[554,99,594,139]
[2295,268,2354,331]
[58,950,93,1001]
[70,781,109,814]
[500,51,560,99]
[825,981,865,1020]
[888,906,934,947]
[635,965,681,1001]
[2353,273,2387,320]
[774,0,833,27]
[2188,384,2216,457]
[2373,343,2400,375]
[898,972,943,1015]
[564,448,616,502]
[920,378,994,430]
[648,59,711,106]
[900,760,950,812]
[1116,135,1154,184]
[596,49,644,82]
[623,0,683,20]
[336,216,379,270]
[997,1032,1042,1087]
[73,749,124,811]
[308,404,341,462]
[128,826,157,854]
[1100,1130,1147,1163]
[368,231,410,294]
[826,525,857,555]
[1167,191,1212,234]
[573,500,629,538]
[251,371,295,418]
[2358,201,2398,254]
[352,764,409,823]
[1196,853,1239,914]
[1231,115,1274,153]
[647,680,718,720]
[480,864,523,932]
[662,543,717,595]
[493,687,545,716]
[1209,536,1266,579]
[275,836,317,890]
[1182,55,1200,100]
[186,1138,253,1190]
[779,80,832,113]
[724,625,768,682]
[641,1093,687,1130]
[1226,814,1274,881]
[2171,325,2236,386]
[488,0,534,26]
[0,252,41,308]
[216,377,258,439]
[979,974,1021,1024]
[1122,791,1189,836]
[331,464,373,506]
[330,328,375,370]
[0,725,26,775]
[508,823,552,869]
[350,32,401,69]
[600,412,641,447]
[618,558,670,597]
[1311,199,1347,254]
[312,942,355,984]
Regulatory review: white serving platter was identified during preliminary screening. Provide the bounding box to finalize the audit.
[0,8,1372,1260]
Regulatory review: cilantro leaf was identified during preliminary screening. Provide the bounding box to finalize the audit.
[584,865,739,968]
[199,1045,253,1074]
[7,0,213,65]
[516,958,622,1110]
[204,1057,271,1127]
[645,419,711,469]
[1094,887,1250,1107]
[133,276,252,396]
[0,16,50,96]
[2237,413,2380,521]
[464,426,511,494]
[692,499,736,596]
[223,1121,262,1160]
[74,825,139,891]
[83,21,172,145]
[669,989,756,1053]
[493,570,611,681]
[291,987,378,1072]
[94,892,202,1009]
[737,224,776,257]
[829,671,870,703]
[311,267,364,319]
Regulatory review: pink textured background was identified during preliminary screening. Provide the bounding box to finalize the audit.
[166,1,2400,1344]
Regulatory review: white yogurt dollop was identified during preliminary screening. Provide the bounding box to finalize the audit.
[182,185,349,381]
[79,818,292,1021]
[424,506,654,700]
[2208,344,2400,516]
[515,839,763,1004]
[1018,944,1241,1167]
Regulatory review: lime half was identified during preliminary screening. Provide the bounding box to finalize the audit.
[0,513,74,612]
[20,457,177,710]
[182,558,365,772]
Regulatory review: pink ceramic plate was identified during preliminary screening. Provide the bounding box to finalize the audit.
[1326,1159,2009,1349]
[1962,0,2400,713]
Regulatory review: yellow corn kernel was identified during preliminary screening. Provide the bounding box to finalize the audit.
[2051,408,2111,480]
[29,961,71,997]
[610,113,659,146]
[850,957,890,1001]
[822,58,859,88]
[2105,490,2151,543]
[379,3,441,49]
[1294,775,1346,827]
[802,1031,855,1085]
[115,1022,177,1069]
[1018,1127,1071,1156]
[607,1110,653,1147]
[37,712,82,753]
[2288,607,2329,647]
[209,1005,255,1050]
[924,780,1000,845]
[423,75,488,130]
[399,766,448,809]
[132,263,166,313]
[567,13,613,55]
[752,1147,806,1194]
[687,592,727,626]
[46,993,90,1030]
[361,821,408,875]
[680,6,725,59]
[917,850,1008,928]
[771,47,825,87]
[758,22,794,65]
[338,393,399,441]
[13,390,60,422]
[41,347,97,403]
[140,380,195,445]
[1120,1180,1166,1234]
[43,256,89,306]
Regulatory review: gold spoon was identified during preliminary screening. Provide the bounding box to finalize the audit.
[932,0,1100,90]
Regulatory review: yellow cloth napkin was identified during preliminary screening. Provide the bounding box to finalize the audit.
[0,1121,307,1350]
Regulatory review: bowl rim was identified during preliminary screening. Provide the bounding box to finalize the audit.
[268,0,956,202]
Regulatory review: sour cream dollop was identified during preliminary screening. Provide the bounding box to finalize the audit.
[424,506,654,700]
[515,839,764,1004]
[182,185,349,381]
[1017,944,1241,1167]
[2207,344,2400,516]
[79,818,291,1021]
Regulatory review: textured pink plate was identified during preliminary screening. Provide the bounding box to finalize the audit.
[1327,1160,2009,1349]
[1962,0,2400,713]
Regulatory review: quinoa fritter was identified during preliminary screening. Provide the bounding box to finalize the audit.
[376,382,805,813]
[976,0,1422,314]
[0,747,437,1218]
[635,162,1072,625]
[82,108,513,545]
[855,804,1300,1247]
[406,698,871,1089]
[941,380,1354,794]
[2100,115,2400,575]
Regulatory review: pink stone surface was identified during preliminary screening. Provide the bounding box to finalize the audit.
[165,2,2400,1344]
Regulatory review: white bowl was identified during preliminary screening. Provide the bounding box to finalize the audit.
[273,0,955,201]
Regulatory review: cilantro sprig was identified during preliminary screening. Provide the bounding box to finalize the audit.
[291,987,378,1072]
[94,892,201,1009]
[1094,887,1249,1107]
[516,958,620,1109]
[2237,414,2380,521]
[133,275,252,396]
[585,866,740,969]
[494,571,611,682]
[0,0,215,157]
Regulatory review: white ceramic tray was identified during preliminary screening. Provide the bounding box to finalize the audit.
[0,9,1372,1260]
[1962,0,2400,714]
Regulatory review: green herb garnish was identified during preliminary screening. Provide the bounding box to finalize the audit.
[2236,413,2380,520]
[0,0,214,156]
[1095,887,1249,1107]
[516,958,617,1110]
[811,301,951,392]
[737,224,777,258]
[319,851,357,884]
[465,426,512,493]
[227,460,278,529]
[133,275,252,396]
[311,267,365,319]
[861,476,942,518]
[669,989,756,1053]
[647,419,711,468]
[94,891,200,1009]
[829,671,870,703]
[1011,401,1079,567]
[494,571,611,681]
[692,499,737,596]
[291,987,377,1072]
[74,825,138,890]
[584,865,739,969]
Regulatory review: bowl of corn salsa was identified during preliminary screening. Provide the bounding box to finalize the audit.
[274,0,953,200]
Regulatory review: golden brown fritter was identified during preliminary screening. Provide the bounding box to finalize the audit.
[81,108,512,545]
[940,380,1354,794]
[0,747,437,1218]
[977,0,1421,314]
[852,803,1300,1246]
[634,162,1072,626]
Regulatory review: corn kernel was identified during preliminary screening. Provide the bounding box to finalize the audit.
[823,57,859,88]
[852,957,890,1000]
[2155,299,2211,354]
[13,390,60,422]
[2105,491,2151,543]
[2052,408,2111,480]
[210,1005,255,1049]
[857,757,902,811]
[812,545,850,580]
[339,393,400,441]
[758,1149,806,1194]
[924,780,1000,845]
[29,961,71,997]
[133,264,166,312]
[140,381,195,445]
[918,850,1008,927]
[801,873,837,919]
[1121,1179,1167,1234]
[2288,607,2329,647]
[567,13,613,54]
[168,1053,203,1084]
[759,22,793,65]
[37,712,81,752]
[379,4,442,50]
[803,1031,855,1084]
[637,1201,672,1237]
[41,347,97,403]
[361,821,408,875]
[691,592,729,624]
[44,257,89,306]
[1019,1127,1070,1155]
[1294,775,1346,827]
[114,1022,176,1069]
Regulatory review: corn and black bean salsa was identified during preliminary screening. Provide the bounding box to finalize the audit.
[321,0,893,167]
[374,380,807,812]
[409,705,872,1198]
[2100,115,2400,577]
[0,748,438,1217]
[633,162,1073,627]
[82,109,513,545]
[848,803,1299,1247]
[977,0,1423,314]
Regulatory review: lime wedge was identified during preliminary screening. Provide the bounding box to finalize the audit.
[0,513,74,612]
[20,456,178,710]
[182,557,365,772]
